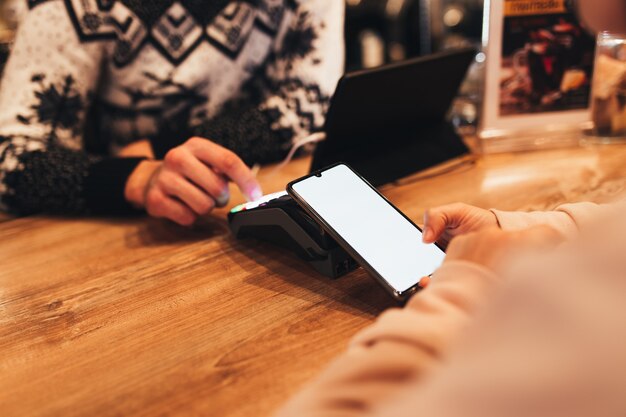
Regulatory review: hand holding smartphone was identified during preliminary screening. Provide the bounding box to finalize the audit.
[288,163,445,301]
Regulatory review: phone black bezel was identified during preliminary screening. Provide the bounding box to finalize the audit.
[287,162,444,301]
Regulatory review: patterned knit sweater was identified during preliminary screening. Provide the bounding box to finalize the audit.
[0,0,344,214]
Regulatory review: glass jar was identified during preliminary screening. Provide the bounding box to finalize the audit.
[589,31,626,139]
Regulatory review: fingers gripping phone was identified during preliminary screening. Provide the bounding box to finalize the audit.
[287,163,445,301]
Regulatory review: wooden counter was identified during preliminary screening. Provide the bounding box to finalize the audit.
[2,143,626,417]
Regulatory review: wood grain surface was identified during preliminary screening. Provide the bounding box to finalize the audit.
[2,143,626,417]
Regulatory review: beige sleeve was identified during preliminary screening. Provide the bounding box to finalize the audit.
[274,261,498,417]
[367,213,626,417]
[490,201,611,237]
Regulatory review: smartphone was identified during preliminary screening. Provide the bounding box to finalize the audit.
[287,163,445,301]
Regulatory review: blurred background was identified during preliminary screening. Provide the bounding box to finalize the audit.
[345,0,484,70]
[0,0,486,127]
[344,0,485,130]
[0,0,486,70]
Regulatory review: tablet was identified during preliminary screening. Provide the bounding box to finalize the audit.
[311,47,476,186]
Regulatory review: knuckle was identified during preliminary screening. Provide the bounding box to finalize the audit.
[449,202,466,212]
[204,175,225,196]
[214,173,228,188]
[186,137,206,149]
[212,181,227,197]
[179,213,196,226]
[197,198,215,214]
[221,151,241,172]
[145,192,164,215]
[164,148,186,169]
[152,193,166,209]
[147,207,162,218]
[453,202,473,216]
[155,173,173,192]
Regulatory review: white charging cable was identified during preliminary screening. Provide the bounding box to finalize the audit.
[273,131,327,172]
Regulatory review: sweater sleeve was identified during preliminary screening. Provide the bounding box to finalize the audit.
[490,201,622,238]
[366,213,626,417]
[188,0,344,166]
[274,261,499,417]
[0,1,142,215]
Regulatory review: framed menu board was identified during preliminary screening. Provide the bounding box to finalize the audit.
[480,0,596,152]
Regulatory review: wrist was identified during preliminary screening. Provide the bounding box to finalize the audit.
[124,160,162,209]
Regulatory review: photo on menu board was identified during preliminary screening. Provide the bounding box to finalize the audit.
[499,0,595,116]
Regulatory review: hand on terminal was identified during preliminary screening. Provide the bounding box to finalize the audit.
[125,137,262,226]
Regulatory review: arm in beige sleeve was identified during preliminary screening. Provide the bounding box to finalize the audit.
[274,261,499,417]
[367,215,626,417]
[491,200,625,237]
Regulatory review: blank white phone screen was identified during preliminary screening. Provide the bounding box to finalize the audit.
[291,164,445,294]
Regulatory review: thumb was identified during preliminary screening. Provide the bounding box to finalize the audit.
[422,208,448,243]
[422,204,466,243]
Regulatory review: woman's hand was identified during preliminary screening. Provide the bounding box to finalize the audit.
[444,225,564,272]
[418,224,562,289]
[125,137,262,226]
[422,203,499,249]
